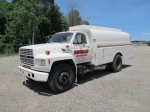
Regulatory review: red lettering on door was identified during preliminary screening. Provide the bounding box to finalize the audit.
[74,50,88,54]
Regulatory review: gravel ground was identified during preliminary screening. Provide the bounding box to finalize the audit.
[0,46,150,112]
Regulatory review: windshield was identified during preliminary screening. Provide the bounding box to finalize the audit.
[48,33,73,43]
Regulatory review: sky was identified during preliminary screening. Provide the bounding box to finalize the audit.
[54,0,150,41]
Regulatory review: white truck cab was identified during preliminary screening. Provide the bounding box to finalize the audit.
[19,25,133,93]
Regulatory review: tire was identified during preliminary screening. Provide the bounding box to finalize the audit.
[48,63,75,93]
[110,54,122,72]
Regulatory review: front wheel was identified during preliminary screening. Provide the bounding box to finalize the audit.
[48,64,75,93]
[110,54,122,72]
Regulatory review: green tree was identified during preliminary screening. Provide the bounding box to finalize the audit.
[0,0,7,36]
[11,0,41,44]
[49,3,62,34]
[37,1,68,43]
[0,1,15,44]
[61,14,68,31]
[0,0,68,44]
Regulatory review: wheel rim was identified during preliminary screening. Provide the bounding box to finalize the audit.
[58,72,70,85]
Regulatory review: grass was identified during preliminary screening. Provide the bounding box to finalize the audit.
[0,52,19,58]
[0,45,19,58]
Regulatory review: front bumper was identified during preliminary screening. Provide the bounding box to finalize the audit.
[19,66,49,82]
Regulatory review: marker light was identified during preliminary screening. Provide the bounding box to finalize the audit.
[48,59,50,64]
[66,45,70,48]
[45,51,50,55]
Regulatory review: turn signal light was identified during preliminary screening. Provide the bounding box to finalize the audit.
[45,51,50,55]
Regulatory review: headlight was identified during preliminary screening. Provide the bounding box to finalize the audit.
[41,60,45,66]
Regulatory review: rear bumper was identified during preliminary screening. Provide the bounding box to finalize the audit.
[19,66,49,82]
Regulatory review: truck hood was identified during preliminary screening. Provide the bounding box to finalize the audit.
[20,43,71,55]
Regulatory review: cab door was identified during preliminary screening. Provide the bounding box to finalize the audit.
[71,32,91,64]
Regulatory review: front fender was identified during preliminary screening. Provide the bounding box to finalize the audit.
[49,53,77,73]
[34,53,77,73]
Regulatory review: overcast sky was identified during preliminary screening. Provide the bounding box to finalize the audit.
[55,0,150,41]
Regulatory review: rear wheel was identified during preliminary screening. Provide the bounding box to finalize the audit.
[110,54,122,72]
[48,63,75,93]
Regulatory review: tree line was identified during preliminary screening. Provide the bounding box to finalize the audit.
[0,0,89,45]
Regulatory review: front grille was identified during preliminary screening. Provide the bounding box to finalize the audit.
[20,49,34,66]
[20,49,33,56]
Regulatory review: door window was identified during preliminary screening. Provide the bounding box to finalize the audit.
[73,33,87,44]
